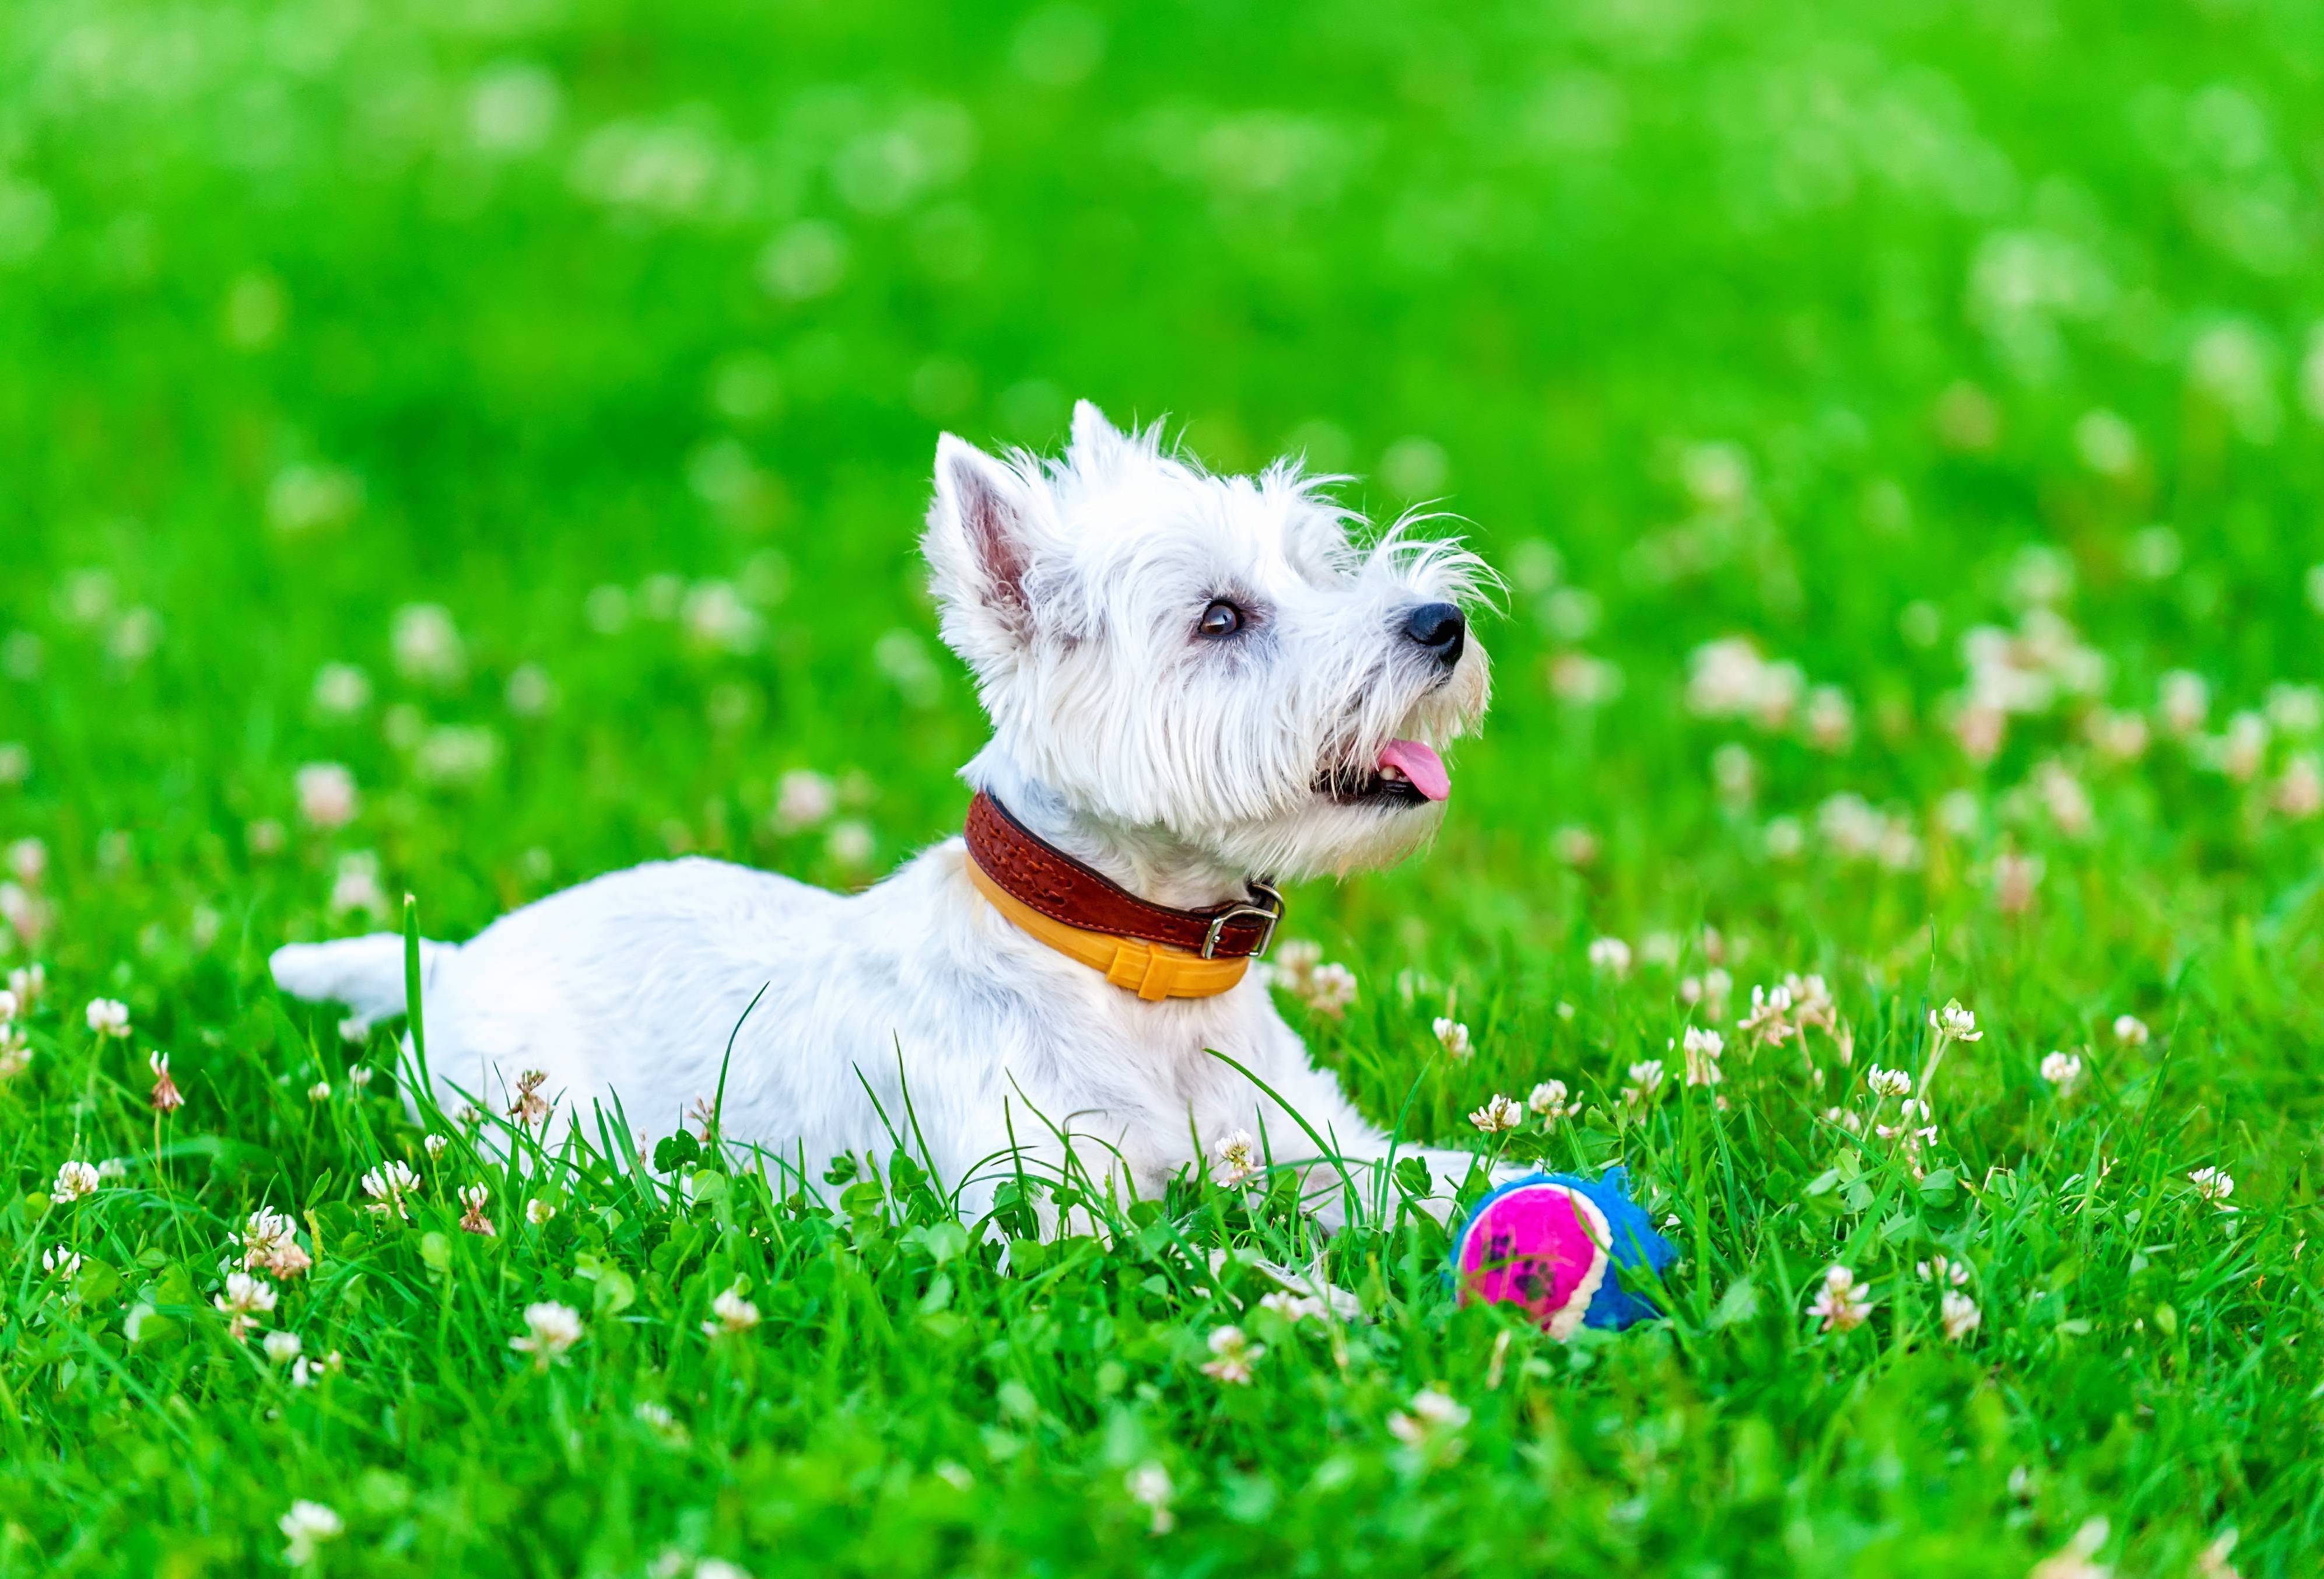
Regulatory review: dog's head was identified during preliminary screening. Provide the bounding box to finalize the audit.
[924,402,1492,883]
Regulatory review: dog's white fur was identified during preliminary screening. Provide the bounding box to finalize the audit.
[272,402,1494,1221]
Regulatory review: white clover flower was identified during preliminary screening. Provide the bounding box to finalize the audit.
[1916,1255,1971,1287]
[1210,1129,1259,1187]
[681,580,763,651]
[1940,1290,1982,1342]
[458,1184,497,1237]
[279,1500,344,1565]
[2196,1531,2242,1579]
[1301,961,1358,1017]
[1992,849,2045,915]
[289,1350,344,1388]
[1467,1093,1523,1134]
[1804,685,1855,750]
[504,663,556,717]
[1807,1264,1873,1333]
[263,1330,303,1364]
[771,769,838,832]
[525,1198,557,1226]
[391,603,467,684]
[704,1285,761,1336]
[43,1245,81,1279]
[2039,1051,2085,1094]
[243,1207,296,1258]
[215,1271,279,1338]
[1126,1461,1176,1534]
[1737,983,1796,1047]
[360,1160,420,1218]
[2030,1517,2111,1579]
[2034,759,2095,838]
[2219,710,2269,783]
[1587,936,1632,976]
[1681,1026,1724,1086]
[85,998,131,1038]
[2278,754,2324,820]
[2159,670,2210,735]
[1680,967,1735,1016]
[1269,938,1322,990]
[1761,815,1806,860]
[52,1160,101,1201]
[1784,976,1836,1032]
[5,837,45,885]
[1617,1061,1666,1115]
[328,851,388,918]
[2189,1167,2237,1210]
[825,820,875,867]
[1527,1079,1578,1121]
[511,1300,584,1367]
[423,1133,449,1160]
[2112,1014,2150,1047]
[307,1080,332,1102]
[1198,1324,1263,1384]
[2088,708,2150,761]
[148,1049,185,1114]
[1387,1387,1470,1447]
[293,762,359,830]
[507,1069,551,1126]
[1867,1066,1913,1098]
[243,1207,312,1278]
[1431,1017,1471,1059]
[311,662,371,717]
[1929,1000,1981,1041]
[1875,1097,1936,1146]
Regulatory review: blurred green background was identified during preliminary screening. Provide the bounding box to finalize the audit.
[5,0,2324,1573]
[6,0,2318,927]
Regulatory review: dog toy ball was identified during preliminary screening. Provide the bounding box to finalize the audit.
[1448,1166,1675,1338]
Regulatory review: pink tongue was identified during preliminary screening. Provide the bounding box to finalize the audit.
[1378,739,1450,801]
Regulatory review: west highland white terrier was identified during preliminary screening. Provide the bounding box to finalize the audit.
[272,402,1495,1224]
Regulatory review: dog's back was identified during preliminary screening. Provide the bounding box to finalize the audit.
[275,856,849,1132]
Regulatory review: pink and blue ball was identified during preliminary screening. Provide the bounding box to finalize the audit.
[1449,1167,1675,1335]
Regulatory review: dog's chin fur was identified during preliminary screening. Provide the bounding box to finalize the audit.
[269,401,1505,1229]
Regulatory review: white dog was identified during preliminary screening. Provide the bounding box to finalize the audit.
[272,402,1494,1224]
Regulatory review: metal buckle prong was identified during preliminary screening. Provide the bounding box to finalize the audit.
[1201,881,1285,960]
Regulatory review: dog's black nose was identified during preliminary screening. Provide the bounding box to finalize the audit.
[1402,602,1466,667]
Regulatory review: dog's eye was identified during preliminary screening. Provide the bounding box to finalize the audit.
[1197,599,1244,639]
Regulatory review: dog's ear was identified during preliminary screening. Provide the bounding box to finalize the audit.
[926,433,1040,658]
[1067,399,1131,474]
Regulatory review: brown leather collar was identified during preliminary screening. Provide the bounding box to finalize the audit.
[963,793,1284,960]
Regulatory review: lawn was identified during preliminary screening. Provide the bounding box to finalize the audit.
[4,0,2324,1573]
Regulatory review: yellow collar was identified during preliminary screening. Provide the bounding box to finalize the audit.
[965,853,1249,1001]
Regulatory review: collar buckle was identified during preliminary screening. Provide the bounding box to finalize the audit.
[1200,881,1284,960]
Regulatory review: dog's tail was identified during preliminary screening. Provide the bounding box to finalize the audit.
[271,933,454,1025]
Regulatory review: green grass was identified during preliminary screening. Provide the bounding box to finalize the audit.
[5,0,2324,1573]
